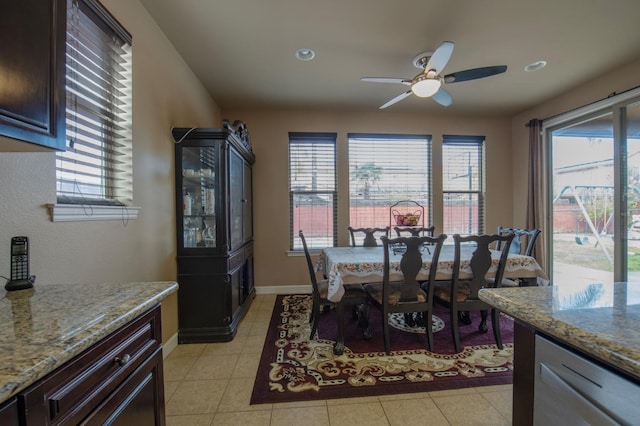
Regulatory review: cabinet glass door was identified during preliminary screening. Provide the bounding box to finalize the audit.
[229,148,243,249]
[181,147,216,248]
[243,161,253,242]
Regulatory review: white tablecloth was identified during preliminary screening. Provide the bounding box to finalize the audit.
[318,245,548,302]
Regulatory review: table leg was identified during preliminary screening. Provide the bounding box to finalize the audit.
[459,311,472,325]
[333,301,345,355]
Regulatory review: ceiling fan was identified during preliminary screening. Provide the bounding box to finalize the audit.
[360,41,507,109]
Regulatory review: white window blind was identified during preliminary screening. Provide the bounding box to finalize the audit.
[348,134,432,229]
[442,135,485,235]
[56,0,132,206]
[289,133,337,250]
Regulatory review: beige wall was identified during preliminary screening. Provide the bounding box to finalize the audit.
[0,0,221,344]
[223,108,512,289]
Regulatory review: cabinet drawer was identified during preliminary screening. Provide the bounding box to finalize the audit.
[0,397,18,426]
[228,250,245,271]
[20,306,162,425]
[80,347,165,425]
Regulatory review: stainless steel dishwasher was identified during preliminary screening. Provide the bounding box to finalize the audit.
[533,335,640,425]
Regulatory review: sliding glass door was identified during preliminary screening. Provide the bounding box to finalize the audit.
[548,95,640,287]
[551,114,614,286]
[626,102,640,281]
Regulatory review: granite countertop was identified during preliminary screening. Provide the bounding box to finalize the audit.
[0,281,178,404]
[479,282,640,381]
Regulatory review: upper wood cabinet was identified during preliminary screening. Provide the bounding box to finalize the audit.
[0,0,66,151]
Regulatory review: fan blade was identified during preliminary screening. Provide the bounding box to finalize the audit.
[425,41,454,73]
[361,77,412,85]
[443,65,507,83]
[431,87,452,107]
[380,91,412,109]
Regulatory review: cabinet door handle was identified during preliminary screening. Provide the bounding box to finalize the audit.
[114,354,131,366]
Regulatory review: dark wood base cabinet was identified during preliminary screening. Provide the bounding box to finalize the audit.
[512,321,536,426]
[177,244,256,343]
[4,306,165,426]
[0,398,19,425]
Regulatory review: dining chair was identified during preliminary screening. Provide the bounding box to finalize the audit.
[348,226,390,247]
[299,230,371,348]
[393,225,436,258]
[496,226,541,256]
[364,234,447,355]
[433,233,514,353]
[392,225,437,325]
[495,226,541,287]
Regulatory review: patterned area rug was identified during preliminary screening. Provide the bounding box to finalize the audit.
[250,294,514,405]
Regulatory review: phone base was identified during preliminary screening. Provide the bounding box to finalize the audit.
[5,276,35,291]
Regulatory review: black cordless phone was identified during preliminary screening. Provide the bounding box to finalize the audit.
[6,236,34,291]
[11,236,29,280]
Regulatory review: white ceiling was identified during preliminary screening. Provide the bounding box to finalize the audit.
[139,0,640,116]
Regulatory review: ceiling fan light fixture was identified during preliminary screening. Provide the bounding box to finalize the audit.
[411,76,441,97]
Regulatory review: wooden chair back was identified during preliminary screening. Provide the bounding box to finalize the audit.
[393,225,435,237]
[348,226,390,247]
[496,226,540,256]
[452,233,515,302]
[299,230,322,298]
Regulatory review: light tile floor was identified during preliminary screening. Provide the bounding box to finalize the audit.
[164,294,513,426]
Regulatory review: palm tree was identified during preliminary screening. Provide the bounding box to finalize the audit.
[353,162,382,200]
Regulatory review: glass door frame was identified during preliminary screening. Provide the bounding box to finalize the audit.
[542,86,640,283]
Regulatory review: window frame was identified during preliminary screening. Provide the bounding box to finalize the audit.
[442,135,486,235]
[347,133,433,233]
[289,132,338,250]
[50,0,137,222]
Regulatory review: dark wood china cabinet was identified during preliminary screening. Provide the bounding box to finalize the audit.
[172,121,255,343]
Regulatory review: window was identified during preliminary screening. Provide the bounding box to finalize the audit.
[348,134,432,234]
[55,0,132,208]
[289,133,337,250]
[442,135,485,235]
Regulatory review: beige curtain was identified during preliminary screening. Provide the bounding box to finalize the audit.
[526,119,547,276]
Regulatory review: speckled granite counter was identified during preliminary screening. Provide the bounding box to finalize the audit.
[0,281,178,404]
[479,282,640,381]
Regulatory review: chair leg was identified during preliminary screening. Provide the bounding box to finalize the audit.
[451,307,461,353]
[404,312,416,327]
[358,302,372,340]
[309,301,315,324]
[310,297,320,340]
[479,310,489,333]
[425,310,434,352]
[491,308,503,349]
[333,301,346,355]
[383,308,391,355]
[459,311,472,325]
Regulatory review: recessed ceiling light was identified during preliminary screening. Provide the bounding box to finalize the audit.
[525,60,547,72]
[295,48,315,61]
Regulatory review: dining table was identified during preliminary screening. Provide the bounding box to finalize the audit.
[317,244,548,354]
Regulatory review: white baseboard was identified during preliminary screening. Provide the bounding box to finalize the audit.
[163,332,178,358]
[255,285,311,295]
